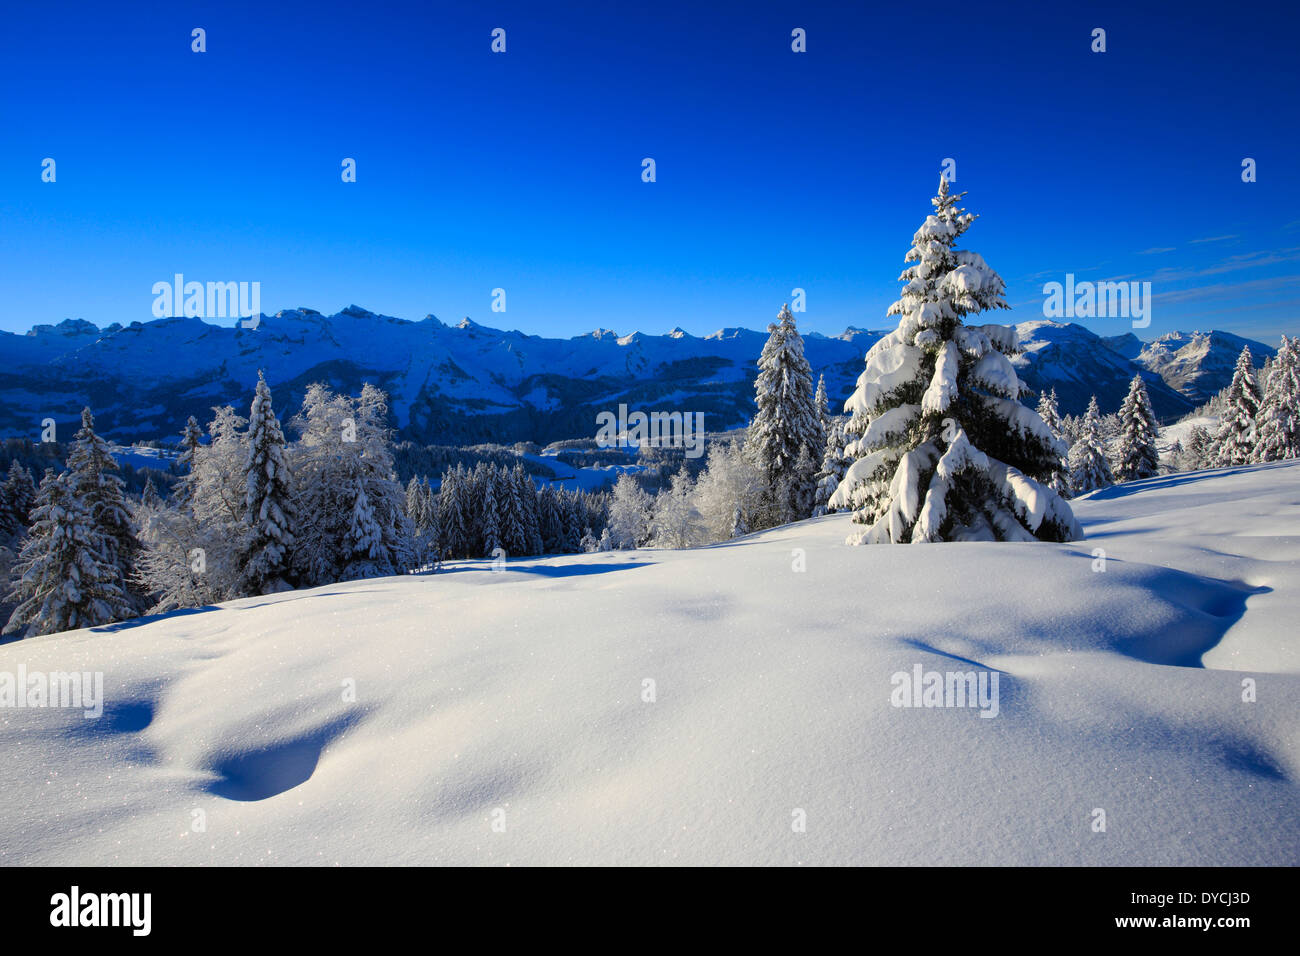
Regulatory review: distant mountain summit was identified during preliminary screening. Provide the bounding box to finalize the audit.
[1117,330,1277,405]
[0,309,1274,443]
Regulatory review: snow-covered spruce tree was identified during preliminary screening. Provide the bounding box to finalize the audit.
[1255,335,1300,462]
[512,464,544,556]
[0,460,37,538]
[811,418,851,516]
[67,407,140,611]
[1113,374,1160,482]
[1035,388,1071,497]
[290,383,413,582]
[479,467,503,557]
[238,372,295,595]
[497,465,529,557]
[814,374,830,433]
[343,483,385,580]
[437,465,471,559]
[828,179,1080,543]
[1212,346,1261,466]
[562,491,586,553]
[406,476,427,532]
[173,415,204,510]
[4,470,133,637]
[1068,396,1114,494]
[746,304,825,525]
[1182,424,1212,471]
[537,485,565,554]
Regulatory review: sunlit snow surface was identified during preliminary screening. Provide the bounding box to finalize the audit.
[1,462,1297,865]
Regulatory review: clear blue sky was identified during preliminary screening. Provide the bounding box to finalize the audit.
[2,0,1297,342]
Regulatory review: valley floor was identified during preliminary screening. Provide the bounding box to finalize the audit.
[1,462,1297,865]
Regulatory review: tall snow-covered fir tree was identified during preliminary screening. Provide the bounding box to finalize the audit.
[1182,424,1213,471]
[814,374,830,432]
[1068,396,1114,494]
[174,415,204,510]
[746,304,825,524]
[238,372,296,595]
[828,179,1080,543]
[437,465,472,559]
[0,460,37,538]
[811,418,851,516]
[1034,388,1070,496]
[4,470,133,637]
[1212,346,1261,466]
[1113,374,1160,482]
[480,466,503,557]
[1255,335,1300,462]
[66,407,140,611]
[343,483,384,580]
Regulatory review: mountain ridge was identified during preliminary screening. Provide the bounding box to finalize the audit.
[0,310,1276,444]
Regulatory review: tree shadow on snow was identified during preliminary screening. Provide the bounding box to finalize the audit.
[496,561,652,578]
[1082,465,1270,501]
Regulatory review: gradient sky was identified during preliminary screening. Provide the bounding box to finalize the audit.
[2,0,1298,343]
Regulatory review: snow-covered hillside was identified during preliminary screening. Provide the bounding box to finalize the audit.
[1,463,1296,865]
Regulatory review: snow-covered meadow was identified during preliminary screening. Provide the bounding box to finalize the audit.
[1,461,1296,866]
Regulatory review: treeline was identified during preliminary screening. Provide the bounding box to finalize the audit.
[406,465,608,560]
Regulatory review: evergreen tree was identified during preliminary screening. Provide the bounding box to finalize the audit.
[438,466,471,559]
[140,475,161,508]
[1182,424,1212,471]
[343,483,385,579]
[811,419,851,516]
[480,467,502,557]
[239,372,295,595]
[1035,388,1070,496]
[1212,346,1261,466]
[746,304,825,524]
[1068,396,1114,494]
[1113,375,1160,482]
[829,179,1080,543]
[513,464,543,556]
[4,470,132,637]
[497,465,528,557]
[0,461,37,537]
[406,476,427,531]
[1255,336,1300,462]
[174,415,204,510]
[537,486,565,554]
[814,374,830,432]
[66,407,140,610]
[561,491,584,553]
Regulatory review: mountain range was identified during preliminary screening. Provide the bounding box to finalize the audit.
[0,307,1278,446]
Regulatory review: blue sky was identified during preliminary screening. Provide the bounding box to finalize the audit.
[1,0,1297,343]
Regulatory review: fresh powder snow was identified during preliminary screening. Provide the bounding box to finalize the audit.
[0,461,1296,865]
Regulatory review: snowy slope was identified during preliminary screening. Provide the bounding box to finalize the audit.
[1,466,1297,866]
